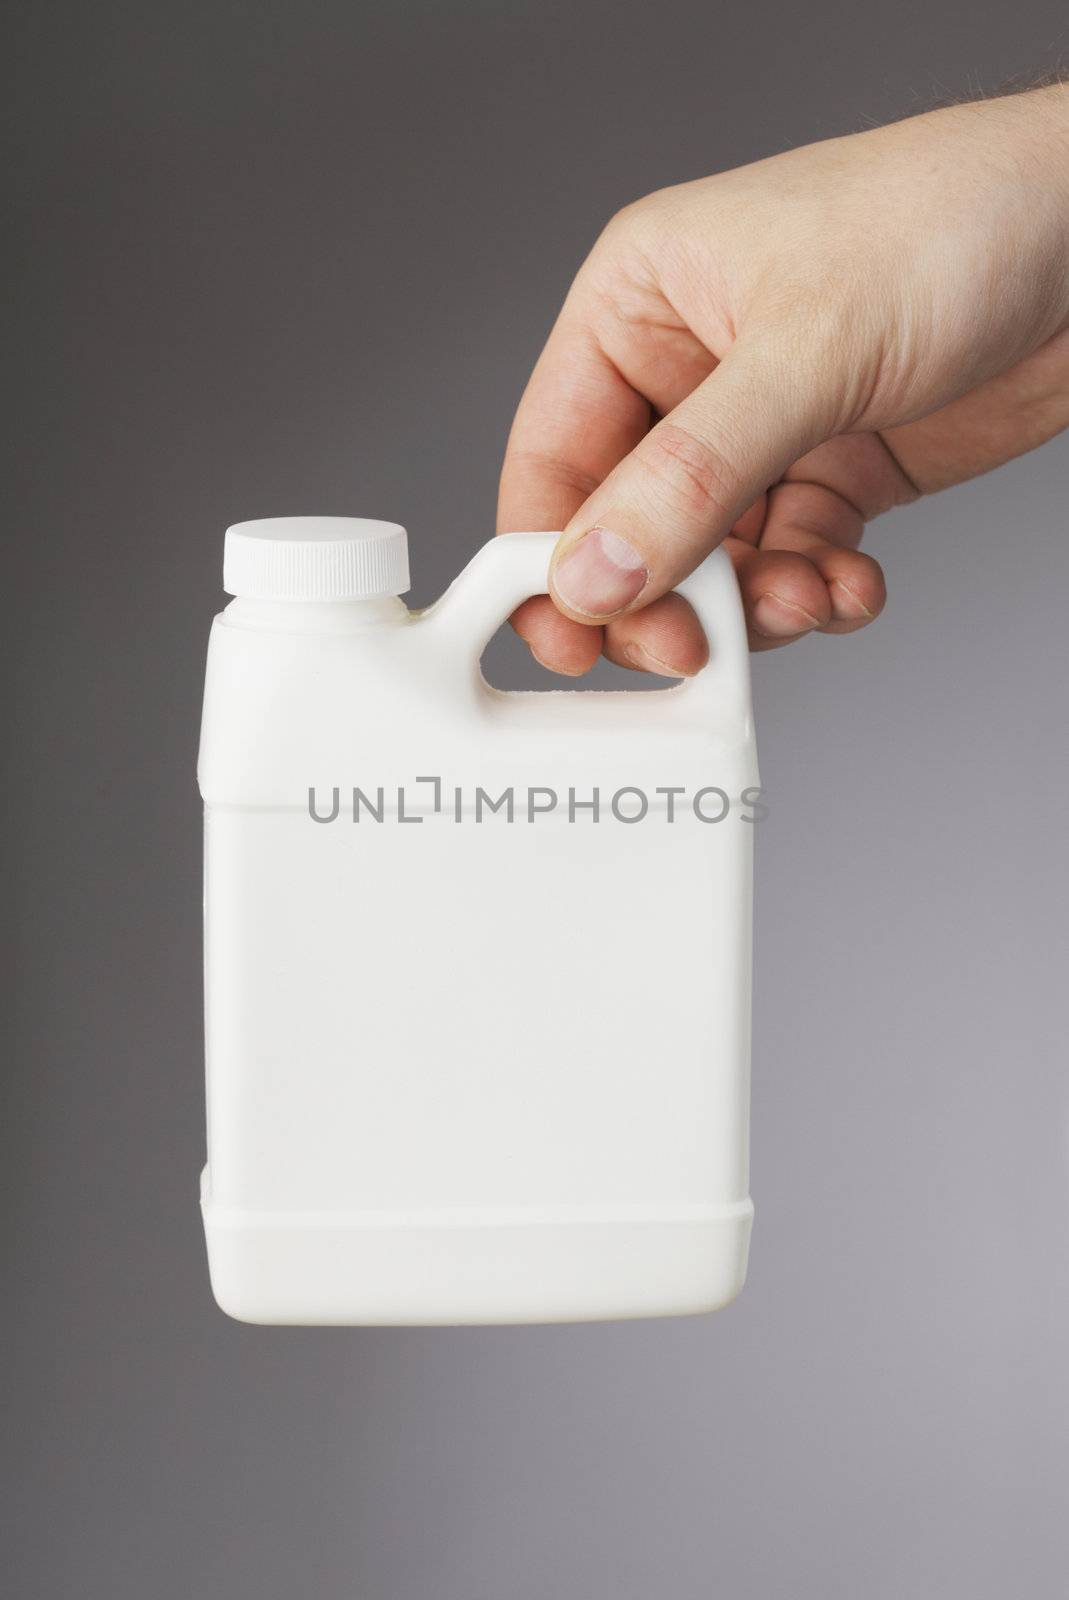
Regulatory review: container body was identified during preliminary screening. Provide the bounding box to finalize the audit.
[198,534,758,1323]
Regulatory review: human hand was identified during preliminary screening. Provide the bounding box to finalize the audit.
[497,85,1069,675]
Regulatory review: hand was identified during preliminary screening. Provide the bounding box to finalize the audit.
[497,86,1069,676]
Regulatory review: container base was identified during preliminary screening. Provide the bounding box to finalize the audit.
[200,1168,753,1325]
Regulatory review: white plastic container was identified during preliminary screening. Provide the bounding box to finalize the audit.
[198,517,759,1324]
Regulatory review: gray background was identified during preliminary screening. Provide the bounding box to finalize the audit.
[6,2,1069,1596]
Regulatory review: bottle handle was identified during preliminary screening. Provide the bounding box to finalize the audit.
[424,532,752,729]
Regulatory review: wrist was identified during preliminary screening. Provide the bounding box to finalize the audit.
[990,85,1069,335]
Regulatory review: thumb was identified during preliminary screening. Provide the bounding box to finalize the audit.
[548,336,830,622]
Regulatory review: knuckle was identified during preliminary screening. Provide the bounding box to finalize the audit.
[602,196,647,238]
[502,447,601,503]
[595,192,663,258]
[637,421,740,523]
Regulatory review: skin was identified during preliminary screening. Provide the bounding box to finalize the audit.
[497,85,1069,677]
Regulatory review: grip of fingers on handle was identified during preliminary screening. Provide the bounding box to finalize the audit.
[431,532,752,728]
[675,544,753,730]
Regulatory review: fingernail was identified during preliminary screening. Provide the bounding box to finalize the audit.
[529,643,587,678]
[752,593,822,638]
[830,579,874,620]
[624,642,699,678]
[553,528,649,618]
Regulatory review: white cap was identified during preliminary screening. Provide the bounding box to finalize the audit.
[223,517,410,601]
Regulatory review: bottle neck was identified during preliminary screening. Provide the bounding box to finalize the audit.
[221,595,410,634]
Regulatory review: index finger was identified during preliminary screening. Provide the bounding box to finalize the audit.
[497,309,649,535]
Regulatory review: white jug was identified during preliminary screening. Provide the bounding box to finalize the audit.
[198,517,759,1324]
